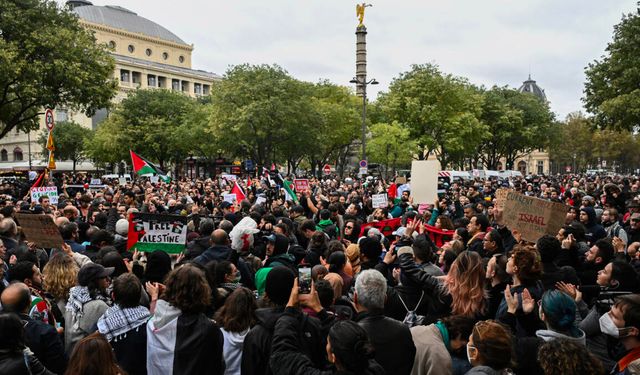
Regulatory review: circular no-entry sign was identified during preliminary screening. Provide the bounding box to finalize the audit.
[323,164,331,175]
[45,109,55,131]
[359,159,368,168]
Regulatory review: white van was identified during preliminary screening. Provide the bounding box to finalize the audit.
[498,170,523,178]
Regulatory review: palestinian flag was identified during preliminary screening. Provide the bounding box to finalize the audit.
[130,150,171,183]
[280,175,298,204]
[30,169,47,189]
[231,180,246,202]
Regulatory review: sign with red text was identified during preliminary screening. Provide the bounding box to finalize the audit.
[293,179,309,192]
[501,191,567,242]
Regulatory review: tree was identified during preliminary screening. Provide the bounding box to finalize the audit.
[376,63,487,168]
[0,0,117,139]
[87,90,198,168]
[36,121,93,172]
[209,64,322,169]
[584,8,640,130]
[367,122,416,177]
[548,113,597,172]
[477,87,554,169]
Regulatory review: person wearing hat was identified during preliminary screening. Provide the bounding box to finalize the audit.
[254,234,296,296]
[65,263,113,354]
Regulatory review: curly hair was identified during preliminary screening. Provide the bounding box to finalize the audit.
[471,320,515,371]
[162,263,211,314]
[510,245,542,284]
[446,251,487,317]
[42,252,78,301]
[537,338,604,375]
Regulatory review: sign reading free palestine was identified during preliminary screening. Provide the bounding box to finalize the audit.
[126,213,187,253]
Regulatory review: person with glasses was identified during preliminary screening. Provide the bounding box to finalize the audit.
[465,320,515,375]
[343,220,360,244]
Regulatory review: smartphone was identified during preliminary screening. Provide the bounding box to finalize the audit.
[298,267,312,294]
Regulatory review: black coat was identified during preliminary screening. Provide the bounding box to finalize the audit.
[270,308,385,375]
[110,323,147,375]
[355,311,416,375]
[242,307,328,375]
[0,349,54,375]
[21,313,66,374]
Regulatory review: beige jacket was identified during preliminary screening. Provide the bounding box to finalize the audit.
[410,324,453,375]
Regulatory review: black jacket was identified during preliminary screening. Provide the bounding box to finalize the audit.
[242,307,328,375]
[270,308,385,375]
[20,313,66,374]
[110,323,147,375]
[186,236,211,259]
[0,349,54,375]
[397,253,453,317]
[355,311,416,375]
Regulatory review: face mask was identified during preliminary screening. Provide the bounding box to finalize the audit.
[599,312,634,338]
[466,344,476,364]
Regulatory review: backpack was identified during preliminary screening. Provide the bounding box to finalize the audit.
[398,291,425,327]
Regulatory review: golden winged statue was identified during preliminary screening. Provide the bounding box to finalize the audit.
[356,3,371,26]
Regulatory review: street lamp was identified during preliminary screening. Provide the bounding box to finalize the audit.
[350,77,378,161]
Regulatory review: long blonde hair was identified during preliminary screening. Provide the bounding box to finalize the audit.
[445,251,487,317]
[43,253,78,301]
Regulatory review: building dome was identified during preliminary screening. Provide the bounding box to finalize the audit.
[518,75,547,102]
[69,1,188,45]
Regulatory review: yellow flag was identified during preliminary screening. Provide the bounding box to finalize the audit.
[46,132,55,151]
[48,152,56,170]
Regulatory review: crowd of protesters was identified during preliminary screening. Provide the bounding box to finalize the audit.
[0,171,640,374]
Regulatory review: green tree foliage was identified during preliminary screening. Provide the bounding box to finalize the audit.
[36,121,93,172]
[584,9,640,130]
[477,86,554,169]
[0,0,117,139]
[376,63,487,168]
[87,90,199,168]
[367,122,415,177]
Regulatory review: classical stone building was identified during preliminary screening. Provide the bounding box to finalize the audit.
[0,0,220,169]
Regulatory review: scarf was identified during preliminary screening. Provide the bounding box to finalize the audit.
[97,304,150,342]
[66,286,111,318]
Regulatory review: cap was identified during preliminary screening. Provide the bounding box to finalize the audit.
[392,227,407,236]
[78,263,114,286]
[220,201,232,209]
[263,233,290,255]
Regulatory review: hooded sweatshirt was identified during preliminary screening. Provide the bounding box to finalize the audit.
[221,328,249,375]
[580,207,607,245]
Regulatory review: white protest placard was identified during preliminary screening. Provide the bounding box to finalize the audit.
[30,186,58,205]
[127,213,187,253]
[410,160,440,204]
[221,174,237,181]
[90,178,101,186]
[118,177,127,186]
[223,193,237,203]
[150,176,159,184]
[255,195,267,205]
[372,193,388,208]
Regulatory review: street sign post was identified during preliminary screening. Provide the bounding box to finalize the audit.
[45,109,55,131]
[359,160,368,168]
[323,164,331,175]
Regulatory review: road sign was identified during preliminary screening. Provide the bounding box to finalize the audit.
[359,159,368,168]
[323,164,331,175]
[245,160,254,171]
[359,167,368,175]
[45,109,55,131]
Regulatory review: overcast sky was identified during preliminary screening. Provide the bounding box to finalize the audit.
[59,0,636,120]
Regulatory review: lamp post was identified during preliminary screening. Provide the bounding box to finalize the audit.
[350,77,378,161]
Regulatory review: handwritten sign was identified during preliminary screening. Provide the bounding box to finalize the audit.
[30,187,58,205]
[15,213,64,249]
[223,193,237,203]
[372,193,388,208]
[500,191,567,242]
[495,188,509,211]
[90,178,101,186]
[221,174,237,181]
[293,179,309,192]
[127,213,187,253]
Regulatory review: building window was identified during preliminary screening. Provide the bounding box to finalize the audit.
[120,69,130,82]
[172,79,180,91]
[55,109,68,122]
[132,71,141,85]
[145,48,152,56]
[13,147,23,161]
[203,84,210,95]
[194,83,202,95]
[179,55,185,63]
[128,44,135,53]
[158,76,166,88]
[537,160,544,175]
[181,80,189,92]
[108,40,116,49]
[517,161,527,175]
[162,52,168,60]
[147,75,156,87]
[0,150,7,162]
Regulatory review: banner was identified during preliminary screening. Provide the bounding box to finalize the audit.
[30,186,58,205]
[223,193,237,203]
[127,213,187,253]
[293,179,310,192]
[410,160,439,204]
[372,193,388,208]
[424,224,455,248]
[500,191,567,242]
[360,218,402,237]
[15,213,64,249]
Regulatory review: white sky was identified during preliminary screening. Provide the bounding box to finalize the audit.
[58,0,637,120]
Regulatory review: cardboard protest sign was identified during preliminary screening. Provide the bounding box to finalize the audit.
[90,178,101,185]
[15,213,64,249]
[410,160,439,204]
[30,187,58,205]
[223,193,237,203]
[293,179,309,192]
[127,213,187,253]
[395,176,407,185]
[372,193,388,208]
[501,191,567,242]
[495,188,510,212]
